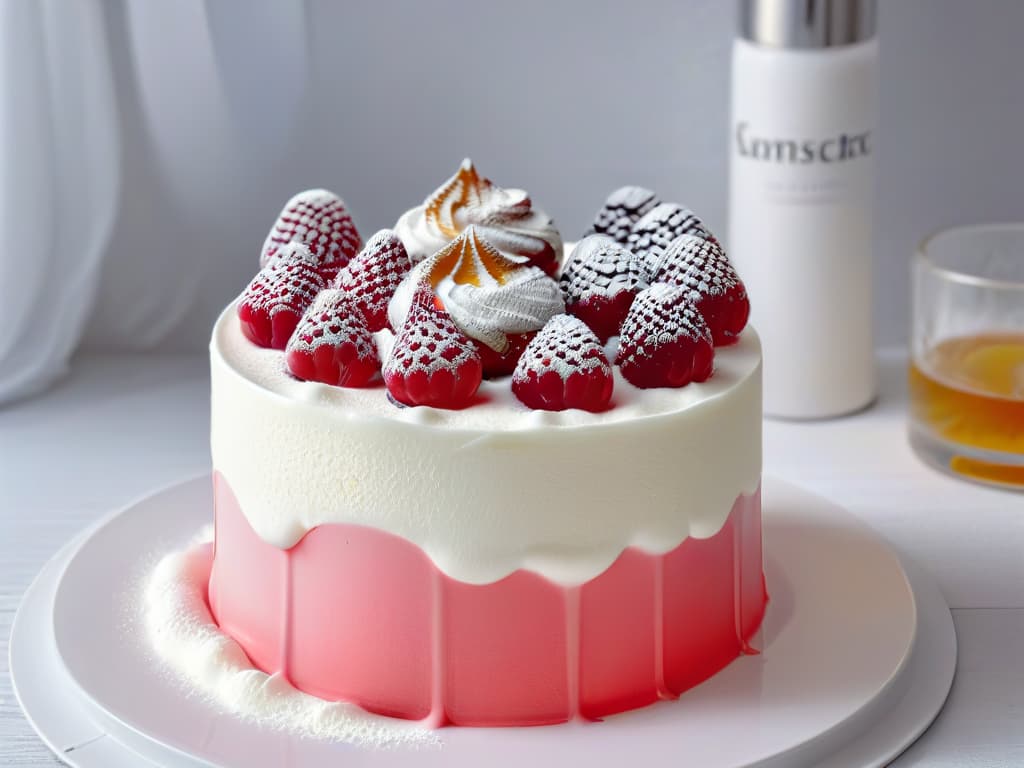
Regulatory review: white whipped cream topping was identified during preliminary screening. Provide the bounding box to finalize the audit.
[144,533,437,748]
[388,227,564,352]
[394,159,562,267]
[211,302,761,586]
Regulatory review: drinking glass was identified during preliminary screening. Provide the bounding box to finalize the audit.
[909,224,1024,490]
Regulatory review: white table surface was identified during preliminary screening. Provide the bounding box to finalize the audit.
[1,350,1022,767]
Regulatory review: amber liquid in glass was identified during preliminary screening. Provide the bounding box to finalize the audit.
[909,333,1024,485]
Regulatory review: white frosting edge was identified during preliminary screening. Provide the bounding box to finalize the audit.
[211,303,762,585]
[143,531,438,748]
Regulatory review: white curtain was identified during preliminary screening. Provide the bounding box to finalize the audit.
[0,0,118,404]
[0,0,308,405]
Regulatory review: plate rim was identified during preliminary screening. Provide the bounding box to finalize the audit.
[12,474,956,768]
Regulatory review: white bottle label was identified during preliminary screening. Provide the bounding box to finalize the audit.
[733,121,872,204]
[729,38,878,419]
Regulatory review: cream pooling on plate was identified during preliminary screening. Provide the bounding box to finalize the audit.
[394,159,563,274]
[144,534,437,747]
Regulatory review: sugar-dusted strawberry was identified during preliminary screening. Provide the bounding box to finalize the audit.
[285,288,380,387]
[590,186,659,244]
[473,331,537,379]
[261,189,361,282]
[560,235,647,343]
[384,282,483,408]
[512,314,613,412]
[627,202,713,273]
[616,283,714,389]
[238,243,326,349]
[650,234,750,346]
[336,229,412,331]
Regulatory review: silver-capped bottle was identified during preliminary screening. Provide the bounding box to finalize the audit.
[729,0,878,418]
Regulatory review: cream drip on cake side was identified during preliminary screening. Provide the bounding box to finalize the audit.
[210,302,761,586]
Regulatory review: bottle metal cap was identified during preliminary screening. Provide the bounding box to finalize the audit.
[740,0,876,49]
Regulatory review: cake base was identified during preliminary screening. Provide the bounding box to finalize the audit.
[208,475,766,726]
[11,475,956,767]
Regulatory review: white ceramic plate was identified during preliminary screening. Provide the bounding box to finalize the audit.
[11,475,956,767]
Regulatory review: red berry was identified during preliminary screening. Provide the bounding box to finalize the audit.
[560,235,647,343]
[590,185,659,244]
[616,283,714,389]
[383,282,483,409]
[651,235,749,346]
[285,289,380,387]
[337,229,412,331]
[512,314,613,412]
[627,202,713,268]
[238,243,325,349]
[473,331,537,378]
[261,189,361,282]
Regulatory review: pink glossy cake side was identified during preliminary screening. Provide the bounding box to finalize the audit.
[208,474,767,727]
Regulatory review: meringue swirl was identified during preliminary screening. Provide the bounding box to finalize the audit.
[394,159,563,275]
[388,226,564,353]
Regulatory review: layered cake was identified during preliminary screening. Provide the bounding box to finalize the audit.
[209,161,765,727]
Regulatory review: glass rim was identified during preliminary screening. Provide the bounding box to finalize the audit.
[916,222,1024,291]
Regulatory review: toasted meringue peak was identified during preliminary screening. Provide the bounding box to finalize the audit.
[425,224,522,288]
[388,227,565,353]
[395,159,562,275]
[423,159,529,239]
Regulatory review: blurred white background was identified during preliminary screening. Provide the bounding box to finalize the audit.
[3,0,1023,402]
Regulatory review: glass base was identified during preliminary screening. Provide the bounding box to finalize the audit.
[909,423,1024,492]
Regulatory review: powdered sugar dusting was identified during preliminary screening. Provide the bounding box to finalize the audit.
[622,283,712,349]
[143,532,438,748]
[513,314,610,384]
[286,289,378,362]
[616,281,716,389]
[561,236,646,303]
[385,283,480,380]
[337,229,412,332]
[557,236,647,343]
[653,234,739,300]
[628,203,712,265]
[261,189,362,275]
[243,243,325,319]
[591,185,660,244]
